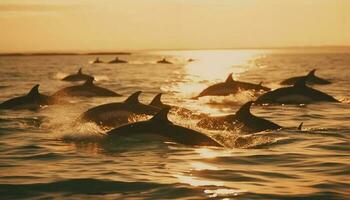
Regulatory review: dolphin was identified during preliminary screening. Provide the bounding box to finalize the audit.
[149,93,207,119]
[78,91,160,127]
[105,107,223,147]
[197,101,281,133]
[149,93,172,109]
[53,77,121,98]
[256,77,339,104]
[280,69,331,85]
[92,57,103,64]
[108,57,127,64]
[0,85,57,110]
[193,73,270,99]
[62,68,94,82]
[157,58,172,64]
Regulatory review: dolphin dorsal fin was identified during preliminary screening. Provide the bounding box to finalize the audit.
[235,101,253,120]
[83,77,94,86]
[150,107,171,123]
[293,76,307,87]
[150,93,163,107]
[306,69,316,77]
[225,73,234,83]
[298,122,303,130]
[259,81,263,86]
[78,68,82,74]
[27,84,40,97]
[125,91,141,104]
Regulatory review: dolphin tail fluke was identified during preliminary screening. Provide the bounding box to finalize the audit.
[125,91,142,104]
[151,107,171,122]
[235,101,254,119]
[297,122,303,130]
[27,84,40,97]
[225,73,234,83]
[150,93,163,107]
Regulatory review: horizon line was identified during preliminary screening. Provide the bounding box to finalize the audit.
[1,45,350,55]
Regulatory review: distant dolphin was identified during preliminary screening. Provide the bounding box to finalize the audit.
[108,57,127,64]
[92,57,103,64]
[78,91,160,127]
[280,69,331,85]
[53,77,121,98]
[197,101,281,133]
[62,68,94,82]
[149,93,207,119]
[256,77,339,104]
[193,73,270,99]
[157,58,172,64]
[0,85,56,110]
[105,107,223,147]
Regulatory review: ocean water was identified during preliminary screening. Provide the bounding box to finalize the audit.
[0,49,349,199]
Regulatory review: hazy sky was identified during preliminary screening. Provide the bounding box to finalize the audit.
[0,0,349,52]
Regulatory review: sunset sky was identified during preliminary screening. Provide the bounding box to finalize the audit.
[0,0,349,52]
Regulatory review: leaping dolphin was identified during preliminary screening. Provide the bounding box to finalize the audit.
[0,85,57,110]
[105,107,223,147]
[78,91,160,127]
[280,69,331,85]
[62,68,94,82]
[53,77,121,98]
[197,101,281,133]
[256,77,339,104]
[193,73,270,99]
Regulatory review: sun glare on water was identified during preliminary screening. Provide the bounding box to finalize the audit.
[167,50,263,97]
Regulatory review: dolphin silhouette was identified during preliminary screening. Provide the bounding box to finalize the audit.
[256,77,339,104]
[92,57,103,64]
[78,91,160,127]
[106,107,223,147]
[108,57,127,64]
[149,93,207,120]
[157,58,172,64]
[62,68,94,82]
[197,101,281,133]
[193,73,270,99]
[149,93,172,109]
[280,69,331,85]
[0,85,56,110]
[53,77,121,98]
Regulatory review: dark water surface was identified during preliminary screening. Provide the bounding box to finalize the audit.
[0,49,349,199]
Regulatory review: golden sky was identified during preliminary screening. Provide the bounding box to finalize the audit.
[0,0,349,52]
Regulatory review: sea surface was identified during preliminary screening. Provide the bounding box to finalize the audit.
[0,49,349,199]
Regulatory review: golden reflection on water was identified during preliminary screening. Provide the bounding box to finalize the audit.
[169,50,263,97]
[195,147,231,159]
[183,50,261,80]
[204,188,247,198]
[173,174,224,187]
[190,161,218,171]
